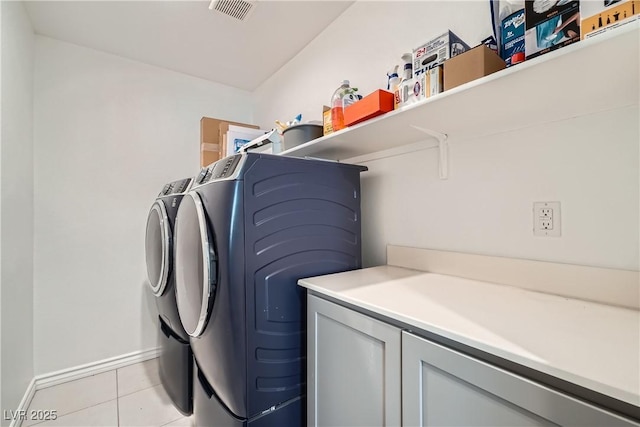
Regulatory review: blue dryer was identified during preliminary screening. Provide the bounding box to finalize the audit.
[145,177,194,416]
[174,153,366,426]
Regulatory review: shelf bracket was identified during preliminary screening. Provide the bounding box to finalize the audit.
[409,125,449,180]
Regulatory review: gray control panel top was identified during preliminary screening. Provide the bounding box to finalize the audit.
[158,177,193,198]
[193,154,244,188]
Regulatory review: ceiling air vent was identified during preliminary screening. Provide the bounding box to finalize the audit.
[208,0,257,21]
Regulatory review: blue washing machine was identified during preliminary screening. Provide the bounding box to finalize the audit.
[145,177,194,416]
[173,153,366,426]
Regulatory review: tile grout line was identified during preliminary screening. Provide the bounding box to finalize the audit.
[27,398,120,426]
[28,361,161,427]
[117,382,163,400]
[159,415,187,427]
[24,371,123,427]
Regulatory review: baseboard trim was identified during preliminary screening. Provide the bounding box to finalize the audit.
[34,347,161,391]
[9,378,36,427]
[9,348,160,427]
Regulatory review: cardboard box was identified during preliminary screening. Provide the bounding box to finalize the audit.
[525,0,580,60]
[200,117,222,144]
[481,35,499,55]
[200,117,257,167]
[323,106,333,135]
[501,9,526,66]
[417,65,444,100]
[344,90,394,127]
[200,146,219,168]
[413,31,470,77]
[219,122,263,158]
[223,125,266,157]
[581,0,639,39]
[443,45,506,91]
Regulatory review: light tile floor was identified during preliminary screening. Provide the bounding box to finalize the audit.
[25,358,192,427]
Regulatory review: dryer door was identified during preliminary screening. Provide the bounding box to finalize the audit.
[145,200,171,296]
[175,191,218,338]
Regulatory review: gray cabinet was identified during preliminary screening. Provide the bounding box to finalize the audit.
[307,295,638,427]
[401,331,639,427]
[307,295,402,427]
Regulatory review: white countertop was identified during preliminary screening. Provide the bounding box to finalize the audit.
[299,266,640,407]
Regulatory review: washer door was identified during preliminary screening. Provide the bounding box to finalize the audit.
[175,192,218,338]
[145,200,171,296]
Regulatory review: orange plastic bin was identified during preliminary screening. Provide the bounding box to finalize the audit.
[344,90,394,127]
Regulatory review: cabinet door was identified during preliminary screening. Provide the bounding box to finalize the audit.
[402,331,639,427]
[307,295,401,427]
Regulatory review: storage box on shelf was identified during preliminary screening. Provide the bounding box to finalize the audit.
[524,0,581,59]
[322,106,333,135]
[278,25,639,167]
[200,117,258,167]
[413,30,470,76]
[419,65,444,99]
[501,9,526,66]
[581,0,639,39]
[343,90,394,127]
[443,45,506,91]
[221,124,266,157]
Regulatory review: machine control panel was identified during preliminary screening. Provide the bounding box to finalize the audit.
[158,183,173,197]
[212,155,241,180]
[204,168,213,182]
[171,178,192,194]
[158,178,192,197]
[195,165,214,185]
[193,154,246,188]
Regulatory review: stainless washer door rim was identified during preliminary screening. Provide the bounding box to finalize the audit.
[176,191,215,338]
[146,201,171,296]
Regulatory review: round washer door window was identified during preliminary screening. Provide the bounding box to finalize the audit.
[145,201,171,296]
[175,192,217,337]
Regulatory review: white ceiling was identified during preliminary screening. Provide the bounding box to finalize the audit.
[24,1,354,91]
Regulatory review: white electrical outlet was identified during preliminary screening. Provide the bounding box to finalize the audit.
[533,201,561,237]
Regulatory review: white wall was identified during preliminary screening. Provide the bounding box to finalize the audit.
[0,1,35,421]
[254,1,639,271]
[33,36,254,374]
[254,1,490,127]
[1,0,3,412]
